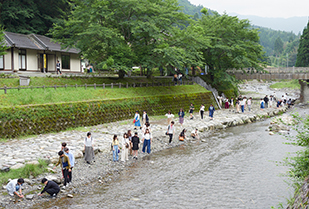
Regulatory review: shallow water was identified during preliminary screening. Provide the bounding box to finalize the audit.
[36,116,302,209]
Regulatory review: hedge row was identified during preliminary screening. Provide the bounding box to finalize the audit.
[0,92,215,138]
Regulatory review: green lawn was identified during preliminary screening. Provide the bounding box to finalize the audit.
[0,85,208,107]
[0,76,174,87]
[270,80,300,89]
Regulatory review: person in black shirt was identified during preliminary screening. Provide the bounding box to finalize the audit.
[131,132,140,160]
[264,95,269,108]
[37,178,60,197]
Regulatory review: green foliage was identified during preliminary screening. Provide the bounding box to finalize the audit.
[0,27,8,56]
[269,80,300,90]
[296,22,309,67]
[274,37,284,56]
[0,159,48,185]
[0,91,215,138]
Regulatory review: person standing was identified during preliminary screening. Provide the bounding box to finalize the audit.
[173,74,178,85]
[209,104,215,120]
[225,98,229,109]
[142,110,149,126]
[217,95,222,107]
[178,108,185,126]
[142,129,152,154]
[38,178,60,198]
[247,97,252,111]
[64,147,74,185]
[240,98,245,113]
[260,98,265,110]
[200,104,205,119]
[133,111,141,130]
[264,95,269,108]
[121,133,129,162]
[230,97,234,109]
[131,132,140,159]
[189,103,194,119]
[6,178,24,198]
[166,121,175,143]
[269,95,273,108]
[235,98,240,113]
[84,132,95,164]
[54,151,71,189]
[165,111,174,125]
[112,135,119,162]
[127,130,133,156]
[56,60,62,75]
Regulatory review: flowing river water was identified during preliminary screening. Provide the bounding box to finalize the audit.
[34,114,304,209]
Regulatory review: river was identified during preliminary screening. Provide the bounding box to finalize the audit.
[34,115,303,209]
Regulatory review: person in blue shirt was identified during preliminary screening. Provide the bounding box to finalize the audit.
[64,147,75,185]
[209,104,215,120]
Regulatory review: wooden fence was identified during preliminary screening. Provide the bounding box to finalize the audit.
[0,80,194,94]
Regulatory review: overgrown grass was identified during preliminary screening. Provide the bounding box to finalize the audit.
[0,159,48,185]
[0,85,208,107]
[270,80,300,89]
[0,76,173,88]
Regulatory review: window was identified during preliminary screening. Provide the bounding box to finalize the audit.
[0,55,3,70]
[61,55,70,69]
[19,49,26,70]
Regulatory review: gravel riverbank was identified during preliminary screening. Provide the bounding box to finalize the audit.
[0,104,290,208]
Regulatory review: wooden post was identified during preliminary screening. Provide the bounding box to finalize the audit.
[152,81,154,87]
[94,83,96,89]
[75,84,77,88]
[4,85,6,94]
[85,84,87,90]
[54,85,57,90]
[126,82,128,88]
[103,83,105,89]
[140,82,142,87]
[65,84,67,89]
[111,83,113,89]
[119,83,121,88]
[146,82,148,87]
[133,83,135,88]
[43,85,45,90]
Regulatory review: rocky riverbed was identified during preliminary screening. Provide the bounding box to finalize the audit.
[0,104,291,208]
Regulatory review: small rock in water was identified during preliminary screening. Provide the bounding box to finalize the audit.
[269,132,274,135]
[67,194,73,198]
[130,198,140,201]
[26,194,34,200]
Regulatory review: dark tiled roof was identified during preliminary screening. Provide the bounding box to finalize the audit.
[3,31,80,54]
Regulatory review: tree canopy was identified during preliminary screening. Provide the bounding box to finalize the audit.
[296,22,309,67]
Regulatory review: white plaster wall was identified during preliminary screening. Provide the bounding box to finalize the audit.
[13,48,19,71]
[4,49,11,70]
[70,54,80,72]
[26,49,38,71]
[48,54,56,73]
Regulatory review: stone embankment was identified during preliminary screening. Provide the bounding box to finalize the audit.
[0,105,289,208]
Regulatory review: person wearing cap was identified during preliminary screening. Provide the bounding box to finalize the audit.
[64,147,75,184]
[6,178,24,198]
[38,178,60,197]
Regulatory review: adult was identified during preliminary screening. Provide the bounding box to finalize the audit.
[112,135,119,162]
[240,98,245,113]
[64,147,75,185]
[54,151,71,189]
[235,99,240,113]
[133,111,141,130]
[121,133,130,162]
[179,129,186,141]
[200,104,205,119]
[230,97,234,109]
[264,95,269,108]
[225,98,229,109]
[142,129,152,154]
[84,132,95,164]
[269,95,274,108]
[191,129,199,139]
[217,95,223,107]
[142,122,151,136]
[165,111,174,125]
[142,110,149,125]
[247,97,252,111]
[178,108,185,126]
[38,178,60,198]
[209,104,215,119]
[127,130,133,156]
[173,74,178,85]
[166,121,175,143]
[189,103,194,119]
[260,98,265,110]
[178,73,183,85]
[131,132,140,159]
[6,178,24,198]
[56,60,62,75]
[61,142,67,152]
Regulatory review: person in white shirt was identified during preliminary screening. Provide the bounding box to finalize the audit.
[191,129,199,139]
[247,97,252,111]
[200,104,205,119]
[165,111,174,125]
[6,178,24,198]
[167,121,175,143]
[240,99,245,113]
[121,133,129,162]
[217,95,222,107]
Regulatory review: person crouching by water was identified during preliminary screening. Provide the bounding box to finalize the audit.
[6,178,24,199]
[179,129,186,141]
[38,178,60,198]
[53,151,71,189]
[121,133,129,162]
[131,132,140,159]
[112,135,119,162]
[191,129,199,139]
[84,132,95,164]
[142,129,152,154]
[209,104,215,120]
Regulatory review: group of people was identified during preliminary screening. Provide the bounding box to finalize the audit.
[260,93,294,110]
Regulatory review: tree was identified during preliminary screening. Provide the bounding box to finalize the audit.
[51,0,197,77]
[193,9,265,84]
[274,37,284,56]
[0,0,70,35]
[0,28,8,55]
[296,22,309,67]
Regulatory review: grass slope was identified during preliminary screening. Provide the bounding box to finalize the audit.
[0,85,208,107]
[270,80,300,89]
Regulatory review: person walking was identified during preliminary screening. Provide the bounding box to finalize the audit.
[247,97,252,111]
[230,97,234,109]
[133,111,141,130]
[260,98,265,110]
[235,98,240,113]
[64,147,74,185]
[225,98,229,109]
[84,132,95,164]
[166,121,175,143]
[56,60,62,75]
[121,133,129,162]
[209,104,215,120]
[165,111,174,125]
[112,135,119,162]
[269,95,273,108]
[127,130,133,156]
[142,129,152,154]
[178,108,185,126]
[54,151,71,189]
[131,132,140,159]
[38,178,60,198]
[240,98,245,113]
[264,95,269,108]
[200,104,205,119]
[6,178,24,198]
[142,110,149,126]
[189,103,194,119]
